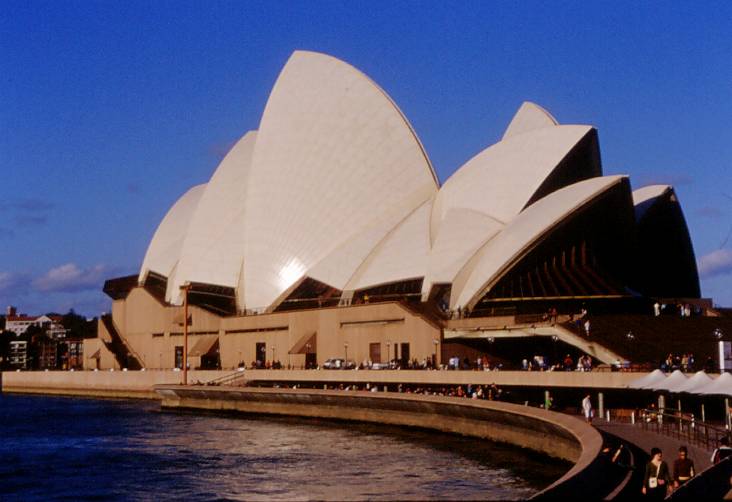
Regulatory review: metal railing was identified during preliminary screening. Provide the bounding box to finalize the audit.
[638,408,730,450]
[203,370,249,387]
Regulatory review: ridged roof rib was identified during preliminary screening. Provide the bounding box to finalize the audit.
[168,131,257,305]
[451,175,628,310]
[138,184,206,286]
[242,51,438,311]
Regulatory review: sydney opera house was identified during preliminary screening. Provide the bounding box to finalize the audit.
[92,51,702,371]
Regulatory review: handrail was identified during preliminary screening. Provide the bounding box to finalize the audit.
[203,369,248,386]
[638,408,730,450]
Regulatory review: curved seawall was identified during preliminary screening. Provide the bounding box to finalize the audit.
[155,386,607,499]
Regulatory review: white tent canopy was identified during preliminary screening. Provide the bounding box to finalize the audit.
[648,370,688,391]
[674,371,715,394]
[628,369,667,389]
[695,372,732,396]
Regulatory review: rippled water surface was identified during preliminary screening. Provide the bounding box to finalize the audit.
[0,394,567,500]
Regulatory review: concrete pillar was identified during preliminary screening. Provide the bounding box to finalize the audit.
[659,395,665,425]
[702,403,706,423]
[598,392,604,421]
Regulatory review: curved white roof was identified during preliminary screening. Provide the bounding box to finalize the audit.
[451,175,627,309]
[346,199,432,291]
[242,50,438,310]
[502,101,558,140]
[633,185,671,205]
[168,131,257,304]
[136,52,694,317]
[139,184,206,285]
[308,190,431,290]
[422,207,503,295]
[431,125,594,241]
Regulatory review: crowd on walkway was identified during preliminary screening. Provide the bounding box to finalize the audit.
[521,353,593,372]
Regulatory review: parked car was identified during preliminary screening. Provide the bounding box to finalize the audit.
[323,358,357,369]
[370,362,390,370]
[323,358,344,369]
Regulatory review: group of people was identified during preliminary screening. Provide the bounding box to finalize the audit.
[445,355,500,371]
[522,354,593,372]
[653,301,698,318]
[660,352,697,373]
[642,446,696,499]
[641,437,732,498]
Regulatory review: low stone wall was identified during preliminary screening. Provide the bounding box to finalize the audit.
[0,370,222,399]
[156,386,607,499]
[0,368,641,399]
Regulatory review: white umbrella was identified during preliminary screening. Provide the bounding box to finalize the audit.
[649,369,688,391]
[696,372,732,396]
[628,369,667,389]
[675,371,714,394]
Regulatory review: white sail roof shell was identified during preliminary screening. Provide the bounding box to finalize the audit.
[451,175,627,310]
[168,131,257,304]
[346,199,433,291]
[242,50,438,310]
[138,184,206,285]
[431,125,593,241]
[502,101,558,140]
[633,185,672,206]
[423,208,503,293]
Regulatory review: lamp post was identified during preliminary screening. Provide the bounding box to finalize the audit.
[386,340,391,365]
[551,335,559,366]
[344,341,349,362]
[432,338,439,368]
[305,342,311,369]
[179,284,191,385]
[272,346,276,365]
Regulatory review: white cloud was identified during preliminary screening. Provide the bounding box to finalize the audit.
[32,263,109,293]
[698,249,732,279]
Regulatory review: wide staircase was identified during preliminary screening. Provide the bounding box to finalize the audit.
[101,315,143,370]
[563,314,732,366]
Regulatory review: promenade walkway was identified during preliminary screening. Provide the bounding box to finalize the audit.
[596,421,712,471]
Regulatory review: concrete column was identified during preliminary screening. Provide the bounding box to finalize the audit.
[659,395,665,425]
[702,403,706,423]
[598,392,604,421]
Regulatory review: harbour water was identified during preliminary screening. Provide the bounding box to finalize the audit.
[0,394,567,500]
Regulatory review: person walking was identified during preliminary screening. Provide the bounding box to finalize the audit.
[582,394,593,423]
[712,436,732,464]
[673,446,695,489]
[642,447,671,499]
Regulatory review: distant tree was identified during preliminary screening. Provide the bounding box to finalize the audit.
[0,330,11,370]
[61,309,97,339]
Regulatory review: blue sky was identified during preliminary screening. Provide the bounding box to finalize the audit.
[1,0,731,316]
